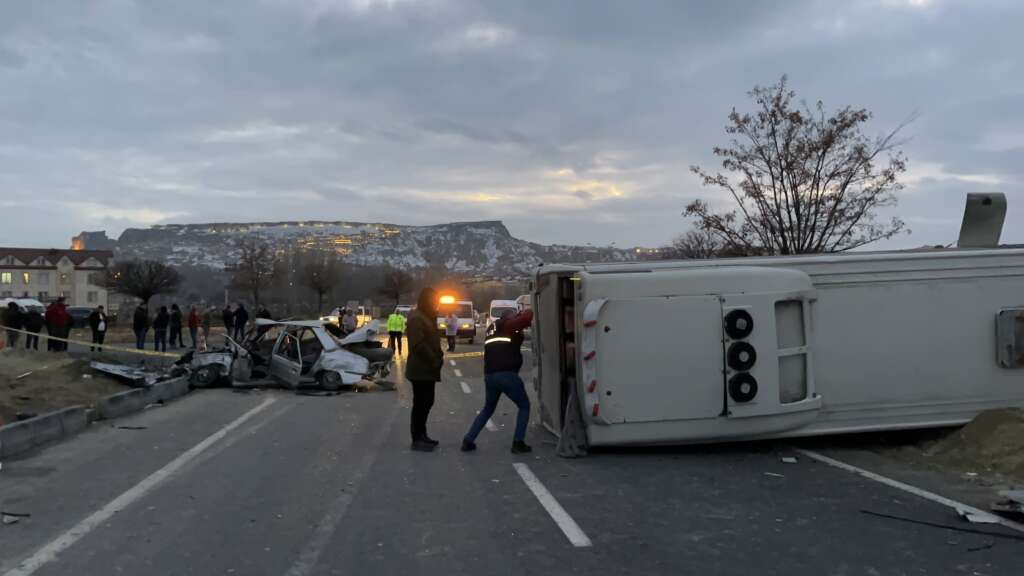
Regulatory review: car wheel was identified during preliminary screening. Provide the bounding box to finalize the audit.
[192,365,220,387]
[318,370,343,391]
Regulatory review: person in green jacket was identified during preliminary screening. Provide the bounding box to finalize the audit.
[405,288,443,452]
[386,308,407,354]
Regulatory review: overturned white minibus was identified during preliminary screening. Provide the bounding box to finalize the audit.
[532,247,1024,450]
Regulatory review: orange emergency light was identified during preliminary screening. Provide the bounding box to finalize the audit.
[439,295,456,304]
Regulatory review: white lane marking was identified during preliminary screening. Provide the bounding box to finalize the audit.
[794,448,1024,533]
[512,463,592,548]
[4,397,278,576]
[460,381,471,394]
[453,368,463,378]
[284,405,400,576]
[449,359,456,366]
[485,419,498,432]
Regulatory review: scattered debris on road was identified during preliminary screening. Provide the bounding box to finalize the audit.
[1,511,30,525]
[860,509,1024,542]
[114,425,148,430]
[780,456,798,464]
[764,472,785,478]
[956,507,1000,524]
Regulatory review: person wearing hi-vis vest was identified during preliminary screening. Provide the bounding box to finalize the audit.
[386,309,407,354]
[461,308,534,454]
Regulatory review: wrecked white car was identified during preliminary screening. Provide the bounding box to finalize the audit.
[190,319,380,390]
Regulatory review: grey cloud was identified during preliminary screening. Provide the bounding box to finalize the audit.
[0,0,1022,251]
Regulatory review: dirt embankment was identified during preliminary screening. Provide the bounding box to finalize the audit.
[0,348,129,424]
[880,408,1024,484]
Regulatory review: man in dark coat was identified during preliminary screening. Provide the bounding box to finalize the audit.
[169,304,183,348]
[133,304,150,350]
[23,307,43,350]
[233,303,249,341]
[222,305,234,336]
[3,301,23,348]
[405,288,444,452]
[152,306,170,352]
[87,305,108,352]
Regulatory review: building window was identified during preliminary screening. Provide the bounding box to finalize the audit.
[38,291,49,301]
[22,272,30,284]
[59,272,69,283]
[0,272,11,284]
[87,291,98,303]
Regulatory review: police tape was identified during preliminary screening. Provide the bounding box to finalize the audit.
[444,351,484,359]
[0,325,183,358]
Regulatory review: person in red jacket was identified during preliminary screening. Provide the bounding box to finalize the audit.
[44,297,72,352]
[187,305,201,349]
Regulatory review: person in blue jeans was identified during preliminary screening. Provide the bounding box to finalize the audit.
[462,308,534,454]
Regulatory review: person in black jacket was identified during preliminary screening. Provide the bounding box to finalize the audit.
[88,305,108,352]
[461,308,534,454]
[133,304,149,350]
[222,305,234,336]
[23,307,43,350]
[169,303,183,348]
[3,301,23,348]
[232,303,249,341]
[153,306,169,352]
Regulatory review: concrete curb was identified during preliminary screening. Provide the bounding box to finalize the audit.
[0,376,190,460]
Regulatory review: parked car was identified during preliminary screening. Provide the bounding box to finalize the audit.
[66,306,93,329]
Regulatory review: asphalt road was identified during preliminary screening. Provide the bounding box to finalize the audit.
[2,338,1023,575]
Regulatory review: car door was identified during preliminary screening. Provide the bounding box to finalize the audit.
[269,329,302,387]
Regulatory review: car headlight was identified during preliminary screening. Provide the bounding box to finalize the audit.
[461,323,471,329]
[439,323,447,328]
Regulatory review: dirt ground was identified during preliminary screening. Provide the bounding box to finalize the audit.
[0,348,130,425]
[872,408,1024,485]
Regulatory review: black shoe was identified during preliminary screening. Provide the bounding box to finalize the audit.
[411,440,435,452]
[461,439,477,452]
[423,435,440,446]
[511,441,532,454]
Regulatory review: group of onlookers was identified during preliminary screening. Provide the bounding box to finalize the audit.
[1,297,73,352]
[130,302,271,351]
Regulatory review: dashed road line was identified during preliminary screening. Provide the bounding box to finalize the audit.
[4,397,278,576]
[512,463,593,548]
[449,359,456,366]
[485,419,498,431]
[460,381,472,394]
[453,368,463,378]
[794,448,1024,533]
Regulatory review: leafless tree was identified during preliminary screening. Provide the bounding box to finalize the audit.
[661,229,724,260]
[98,259,181,305]
[377,268,415,307]
[301,255,345,314]
[687,75,910,255]
[230,239,276,306]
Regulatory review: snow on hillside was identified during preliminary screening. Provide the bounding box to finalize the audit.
[84,220,638,278]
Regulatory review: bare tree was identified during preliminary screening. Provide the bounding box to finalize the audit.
[377,268,415,307]
[661,229,724,260]
[687,75,910,255]
[99,260,181,305]
[300,255,344,314]
[230,239,276,306]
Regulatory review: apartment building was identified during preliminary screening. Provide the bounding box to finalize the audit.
[0,247,113,307]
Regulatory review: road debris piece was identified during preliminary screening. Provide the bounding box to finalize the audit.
[764,472,785,478]
[956,507,1000,524]
[967,542,995,552]
[15,371,32,380]
[780,456,798,464]
[860,509,1024,541]
[2,511,30,525]
[115,425,148,430]
[90,362,164,387]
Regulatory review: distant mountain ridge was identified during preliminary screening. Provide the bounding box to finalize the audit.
[76,220,639,278]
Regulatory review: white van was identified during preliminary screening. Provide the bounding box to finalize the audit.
[437,299,477,343]
[486,299,519,335]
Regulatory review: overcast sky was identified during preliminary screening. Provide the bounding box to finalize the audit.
[1,0,1021,250]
